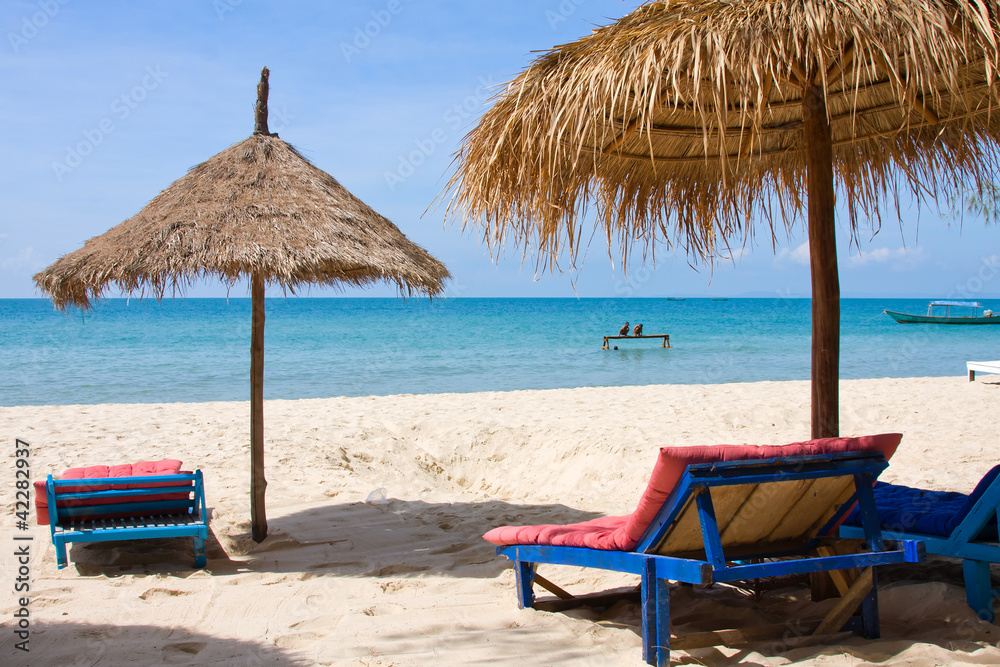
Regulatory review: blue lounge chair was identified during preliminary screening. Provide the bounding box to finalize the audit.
[45,471,209,570]
[840,466,1000,621]
[487,444,923,666]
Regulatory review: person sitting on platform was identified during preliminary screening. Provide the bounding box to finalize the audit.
[619,321,630,336]
[633,323,643,336]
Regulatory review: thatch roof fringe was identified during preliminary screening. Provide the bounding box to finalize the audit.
[36,134,449,309]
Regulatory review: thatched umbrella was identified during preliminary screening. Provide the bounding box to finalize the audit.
[35,68,450,542]
[447,0,1000,438]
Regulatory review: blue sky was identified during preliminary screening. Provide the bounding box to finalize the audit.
[2,0,998,300]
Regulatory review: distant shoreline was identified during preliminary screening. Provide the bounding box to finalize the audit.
[1,375,974,411]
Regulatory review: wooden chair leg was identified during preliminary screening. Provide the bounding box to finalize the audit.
[193,534,207,568]
[814,547,876,638]
[963,559,995,622]
[815,567,874,636]
[514,559,536,610]
[860,568,880,639]
[641,559,670,667]
[54,537,68,569]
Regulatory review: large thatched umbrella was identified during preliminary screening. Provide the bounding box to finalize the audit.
[447,0,1000,438]
[35,68,450,542]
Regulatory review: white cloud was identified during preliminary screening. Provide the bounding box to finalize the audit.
[847,246,926,268]
[774,242,811,266]
[1,246,44,271]
[718,246,748,263]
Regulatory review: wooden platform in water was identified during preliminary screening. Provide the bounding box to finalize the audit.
[602,334,670,349]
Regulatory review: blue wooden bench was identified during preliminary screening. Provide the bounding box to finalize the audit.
[45,471,208,570]
[841,467,1000,621]
[494,452,924,666]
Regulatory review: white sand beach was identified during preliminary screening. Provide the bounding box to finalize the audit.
[3,376,1000,665]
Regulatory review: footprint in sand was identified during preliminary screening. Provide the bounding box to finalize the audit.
[139,588,192,601]
[274,632,320,649]
[378,580,427,593]
[363,564,430,577]
[32,587,75,608]
[161,642,207,663]
[306,560,365,571]
[359,602,405,617]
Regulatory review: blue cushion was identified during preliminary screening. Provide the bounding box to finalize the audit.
[969,466,1000,506]
[844,466,1000,539]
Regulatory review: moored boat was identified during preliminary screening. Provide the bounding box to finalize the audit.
[884,300,1000,324]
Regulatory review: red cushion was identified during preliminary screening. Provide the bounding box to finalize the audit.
[35,460,186,525]
[483,434,902,551]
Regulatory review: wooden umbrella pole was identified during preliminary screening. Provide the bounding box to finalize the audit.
[251,67,270,542]
[803,83,840,439]
[250,273,268,542]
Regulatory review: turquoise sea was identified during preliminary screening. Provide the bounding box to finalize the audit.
[3,298,998,407]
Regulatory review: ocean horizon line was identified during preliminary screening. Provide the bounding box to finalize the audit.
[7,294,1000,302]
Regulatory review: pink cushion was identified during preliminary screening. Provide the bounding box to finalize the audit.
[483,434,902,551]
[34,460,186,525]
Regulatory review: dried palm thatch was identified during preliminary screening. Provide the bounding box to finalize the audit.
[35,121,448,308]
[447,0,1000,438]
[448,0,1000,260]
[35,68,449,543]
